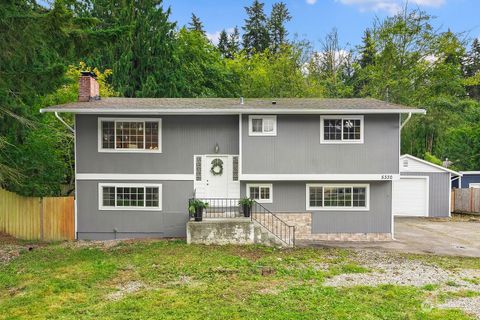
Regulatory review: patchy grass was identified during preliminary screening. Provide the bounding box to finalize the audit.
[0,240,477,319]
[404,253,480,270]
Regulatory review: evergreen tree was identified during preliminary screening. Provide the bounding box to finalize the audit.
[88,0,178,97]
[0,1,108,194]
[242,0,270,55]
[358,29,376,68]
[268,2,291,53]
[465,38,480,100]
[217,29,229,56]
[188,13,205,35]
[227,26,241,58]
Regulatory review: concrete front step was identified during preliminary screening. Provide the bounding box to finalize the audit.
[186,218,291,247]
[203,210,244,218]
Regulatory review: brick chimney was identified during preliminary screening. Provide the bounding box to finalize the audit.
[78,71,100,102]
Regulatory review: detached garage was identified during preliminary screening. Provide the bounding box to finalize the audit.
[393,154,461,217]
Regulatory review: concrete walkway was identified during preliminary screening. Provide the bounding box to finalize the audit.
[299,217,480,257]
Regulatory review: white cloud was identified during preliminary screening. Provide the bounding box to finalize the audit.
[306,0,318,4]
[336,0,445,15]
[206,28,235,45]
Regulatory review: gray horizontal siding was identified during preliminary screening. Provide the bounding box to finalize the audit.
[241,181,392,234]
[400,172,451,217]
[77,180,193,240]
[242,114,399,174]
[76,115,239,174]
[460,174,480,188]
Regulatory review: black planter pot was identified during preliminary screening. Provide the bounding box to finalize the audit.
[194,207,203,222]
[243,204,251,217]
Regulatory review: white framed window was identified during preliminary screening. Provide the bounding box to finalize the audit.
[320,115,364,144]
[246,183,273,203]
[98,118,162,153]
[248,115,277,136]
[306,183,369,211]
[99,183,162,211]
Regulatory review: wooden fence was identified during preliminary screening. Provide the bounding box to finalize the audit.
[0,188,74,240]
[451,188,480,214]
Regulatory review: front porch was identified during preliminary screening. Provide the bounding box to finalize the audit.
[186,198,296,247]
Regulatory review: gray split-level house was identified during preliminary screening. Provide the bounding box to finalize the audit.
[41,72,426,244]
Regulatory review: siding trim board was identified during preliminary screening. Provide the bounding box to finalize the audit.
[241,174,399,181]
[77,174,194,181]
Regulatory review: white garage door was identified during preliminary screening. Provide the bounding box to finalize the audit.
[393,177,429,217]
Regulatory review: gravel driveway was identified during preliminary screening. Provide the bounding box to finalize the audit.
[300,216,480,257]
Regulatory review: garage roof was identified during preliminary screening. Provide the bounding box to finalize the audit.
[400,154,461,176]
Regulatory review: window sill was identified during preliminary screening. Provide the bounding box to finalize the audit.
[319,140,364,145]
[248,133,277,137]
[307,207,370,212]
[99,207,162,211]
[254,199,273,204]
[98,149,162,153]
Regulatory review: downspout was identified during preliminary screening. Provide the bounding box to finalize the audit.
[53,111,76,238]
[393,112,412,241]
[55,112,74,133]
[400,112,412,130]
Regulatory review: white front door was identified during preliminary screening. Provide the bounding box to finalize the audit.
[194,155,240,199]
[392,177,429,217]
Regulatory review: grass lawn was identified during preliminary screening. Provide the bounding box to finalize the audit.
[0,239,479,319]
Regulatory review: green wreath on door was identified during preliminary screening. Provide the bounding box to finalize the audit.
[210,158,224,176]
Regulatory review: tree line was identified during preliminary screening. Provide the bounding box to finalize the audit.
[0,0,479,196]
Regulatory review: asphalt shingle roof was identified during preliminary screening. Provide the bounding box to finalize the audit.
[40,97,425,114]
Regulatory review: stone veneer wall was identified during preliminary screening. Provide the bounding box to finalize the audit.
[275,213,392,241]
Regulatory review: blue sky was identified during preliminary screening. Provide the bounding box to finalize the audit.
[163,0,480,49]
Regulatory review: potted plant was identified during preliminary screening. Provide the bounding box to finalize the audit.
[188,199,208,222]
[239,198,255,217]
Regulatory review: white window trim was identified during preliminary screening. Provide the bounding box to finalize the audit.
[98,117,162,153]
[248,115,277,136]
[98,183,162,211]
[305,183,370,211]
[246,183,273,203]
[469,183,480,189]
[320,115,364,144]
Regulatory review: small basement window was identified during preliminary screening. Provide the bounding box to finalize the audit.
[320,116,363,143]
[99,118,161,152]
[248,116,277,136]
[99,183,162,210]
[247,184,273,203]
[306,184,369,211]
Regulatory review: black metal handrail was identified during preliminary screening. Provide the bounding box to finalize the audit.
[188,197,295,247]
[251,201,295,247]
[189,198,242,219]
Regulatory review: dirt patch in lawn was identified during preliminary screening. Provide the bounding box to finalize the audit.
[104,267,149,301]
[106,280,146,301]
[0,232,43,264]
[61,239,122,250]
[324,250,480,290]
[439,296,480,319]
[324,250,480,319]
